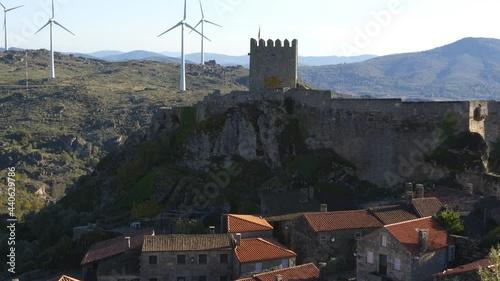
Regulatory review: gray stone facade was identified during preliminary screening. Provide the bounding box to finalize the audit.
[357,228,451,281]
[249,38,298,92]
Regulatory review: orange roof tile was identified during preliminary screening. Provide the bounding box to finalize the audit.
[369,204,419,225]
[434,258,490,277]
[143,234,234,252]
[385,217,451,254]
[234,238,296,263]
[234,263,320,281]
[81,228,154,265]
[228,214,273,233]
[304,210,383,232]
[47,275,81,281]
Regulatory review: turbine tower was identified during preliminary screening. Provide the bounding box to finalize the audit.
[34,0,74,79]
[1,2,23,51]
[191,0,222,65]
[158,0,208,92]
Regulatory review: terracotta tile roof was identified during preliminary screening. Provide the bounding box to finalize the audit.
[385,217,451,254]
[228,214,273,233]
[234,263,320,281]
[47,275,81,281]
[425,186,482,212]
[235,238,296,263]
[412,197,444,217]
[434,258,490,277]
[81,228,154,265]
[304,210,383,232]
[369,204,419,225]
[142,234,233,252]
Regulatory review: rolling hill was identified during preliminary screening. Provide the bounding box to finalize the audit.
[299,37,500,100]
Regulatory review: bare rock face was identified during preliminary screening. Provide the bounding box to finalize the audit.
[59,135,92,158]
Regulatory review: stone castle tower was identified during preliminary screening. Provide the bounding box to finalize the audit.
[249,38,298,92]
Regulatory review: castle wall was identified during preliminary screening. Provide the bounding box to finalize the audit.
[249,38,298,92]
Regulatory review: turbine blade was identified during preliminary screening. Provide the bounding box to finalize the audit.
[158,22,182,37]
[52,0,54,18]
[53,20,75,35]
[34,21,51,35]
[0,3,6,10]
[199,0,204,19]
[183,0,187,20]
[185,23,210,42]
[6,5,24,12]
[188,20,202,34]
[204,20,222,28]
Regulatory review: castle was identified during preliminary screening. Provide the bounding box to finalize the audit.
[152,38,500,194]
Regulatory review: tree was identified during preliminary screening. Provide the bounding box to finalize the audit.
[479,244,500,280]
[434,209,464,235]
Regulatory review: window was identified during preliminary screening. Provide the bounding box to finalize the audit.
[281,258,289,268]
[448,245,456,262]
[149,255,157,265]
[177,278,185,281]
[149,278,158,281]
[355,232,362,240]
[255,262,263,273]
[381,235,387,247]
[440,250,448,265]
[220,276,229,281]
[199,276,207,281]
[177,255,186,265]
[394,257,401,271]
[367,251,374,264]
[199,254,207,264]
[319,235,327,244]
[220,253,228,264]
[118,279,126,281]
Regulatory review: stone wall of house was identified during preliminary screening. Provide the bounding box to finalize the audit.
[140,250,234,281]
[236,257,296,278]
[237,230,273,239]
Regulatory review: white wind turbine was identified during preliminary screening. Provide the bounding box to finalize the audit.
[1,2,23,51]
[34,0,74,79]
[158,0,209,92]
[191,0,222,65]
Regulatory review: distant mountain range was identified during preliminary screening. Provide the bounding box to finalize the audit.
[299,37,500,101]
[63,50,376,67]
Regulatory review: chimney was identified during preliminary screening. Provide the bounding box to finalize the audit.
[275,274,282,281]
[405,182,414,192]
[415,184,424,198]
[308,186,314,200]
[125,236,131,251]
[465,183,474,195]
[405,191,413,206]
[320,204,328,213]
[417,229,429,252]
[300,188,308,202]
[236,233,241,246]
[209,225,215,234]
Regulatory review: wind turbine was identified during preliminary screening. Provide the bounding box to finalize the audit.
[191,0,222,65]
[1,2,23,51]
[158,0,209,92]
[34,0,74,79]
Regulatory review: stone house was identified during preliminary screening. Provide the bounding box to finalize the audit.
[433,258,490,281]
[81,228,155,281]
[234,263,320,281]
[233,235,297,278]
[369,197,444,225]
[290,209,383,268]
[356,217,454,281]
[226,214,273,239]
[141,234,235,281]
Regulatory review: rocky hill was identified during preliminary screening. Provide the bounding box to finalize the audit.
[299,37,500,100]
[0,50,248,218]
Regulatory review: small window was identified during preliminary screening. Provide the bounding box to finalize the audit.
[220,253,228,264]
[448,245,456,262]
[320,235,327,244]
[149,278,158,281]
[177,278,185,281]
[394,257,401,271]
[355,232,362,240]
[177,255,186,265]
[367,251,374,264]
[149,255,157,265]
[118,279,126,281]
[199,276,207,281]
[255,262,263,273]
[440,251,447,265]
[381,235,387,247]
[220,276,228,281]
[199,254,207,264]
[282,258,289,268]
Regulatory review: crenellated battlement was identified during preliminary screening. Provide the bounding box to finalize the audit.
[250,38,298,49]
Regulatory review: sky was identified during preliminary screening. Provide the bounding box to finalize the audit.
[2,0,500,57]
